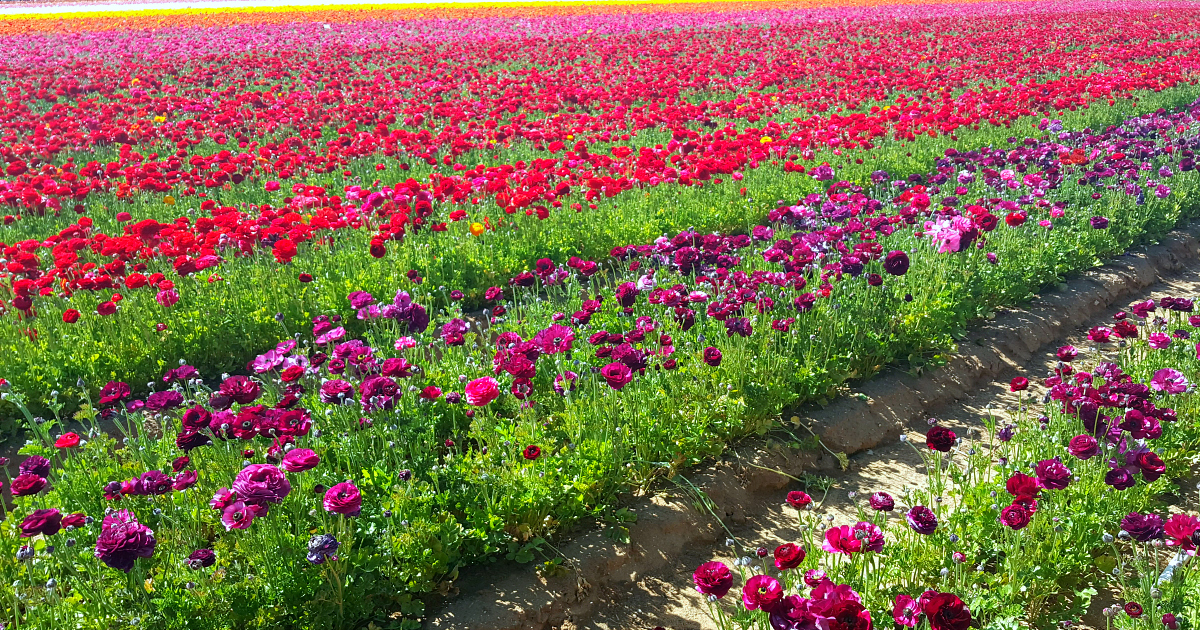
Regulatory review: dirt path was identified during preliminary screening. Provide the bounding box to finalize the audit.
[574,261,1200,630]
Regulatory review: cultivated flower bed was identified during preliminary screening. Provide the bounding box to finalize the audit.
[4,2,1200,629]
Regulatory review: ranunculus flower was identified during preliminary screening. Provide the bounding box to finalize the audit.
[1105,468,1137,490]
[1067,435,1099,460]
[869,492,894,511]
[281,448,320,472]
[1150,368,1188,394]
[1148,332,1171,349]
[1009,377,1028,392]
[786,490,813,509]
[907,506,938,535]
[324,481,362,516]
[172,470,199,491]
[1164,514,1200,553]
[1034,458,1072,490]
[522,445,541,460]
[773,543,806,570]
[893,594,920,627]
[19,455,50,477]
[61,512,86,529]
[54,432,81,449]
[187,548,216,569]
[20,509,63,538]
[1121,512,1164,541]
[921,591,972,630]
[307,533,341,565]
[693,561,733,598]
[702,346,722,367]
[1000,503,1031,530]
[742,574,784,612]
[1056,345,1078,361]
[600,362,633,390]
[221,501,255,530]
[925,426,956,452]
[94,509,156,572]
[233,464,292,509]
[464,377,500,406]
[11,473,47,497]
[883,250,910,276]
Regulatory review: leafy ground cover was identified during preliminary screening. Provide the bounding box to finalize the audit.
[2,1,1200,629]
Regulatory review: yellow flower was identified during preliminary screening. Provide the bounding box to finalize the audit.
[163,196,175,205]
[760,136,773,144]
[469,222,485,236]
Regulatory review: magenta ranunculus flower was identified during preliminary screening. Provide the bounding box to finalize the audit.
[773,543,806,570]
[1150,368,1188,394]
[232,464,292,510]
[319,379,354,404]
[1067,435,1099,460]
[600,361,634,390]
[281,448,320,473]
[1148,332,1172,349]
[464,377,500,406]
[1034,458,1072,490]
[742,574,784,612]
[222,501,255,530]
[1000,503,1031,530]
[893,594,920,627]
[19,455,51,477]
[324,481,362,516]
[20,509,63,538]
[94,509,156,572]
[692,561,733,598]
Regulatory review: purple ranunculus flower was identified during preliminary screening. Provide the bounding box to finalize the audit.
[1121,512,1164,542]
[94,509,156,572]
[907,506,938,535]
[307,533,341,564]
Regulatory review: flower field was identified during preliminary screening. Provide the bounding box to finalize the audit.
[2,0,1200,628]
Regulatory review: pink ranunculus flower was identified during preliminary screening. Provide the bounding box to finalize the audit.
[221,501,255,530]
[281,448,320,473]
[1148,332,1171,349]
[464,377,500,406]
[1150,368,1188,394]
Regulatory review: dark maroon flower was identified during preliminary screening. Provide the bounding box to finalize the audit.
[1034,458,1072,490]
[187,548,216,569]
[884,250,910,276]
[19,455,51,477]
[139,470,174,495]
[1090,216,1109,229]
[1000,503,1031,530]
[925,426,957,452]
[702,346,722,367]
[921,591,972,630]
[907,506,938,535]
[1105,468,1137,490]
[94,509,156,572]
[20,509,63,537]
[1121,512,1164,541]
[1067,435,1099,460]
[1125,602,1143,618]
[869,492,895,511]
[62,512,86,529]
[11,473,47,497]
[523,445,541,460]
[1056,345,1078,362]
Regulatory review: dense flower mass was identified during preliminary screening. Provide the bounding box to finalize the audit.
[3,1,1200,629]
